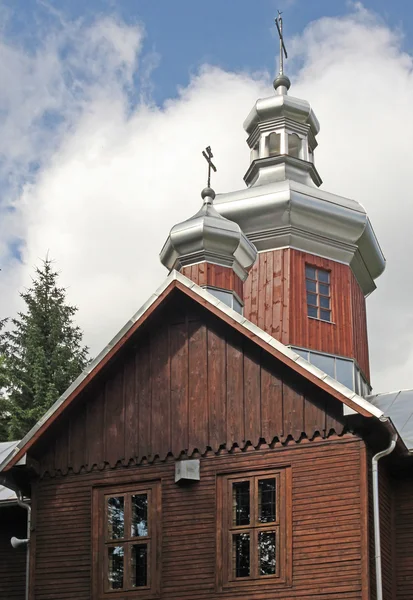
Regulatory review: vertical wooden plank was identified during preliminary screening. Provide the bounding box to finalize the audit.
[170,320,189,457]
[249,260,259,324]
[188,320,208,453]
[360,442,371,600]
[69,402,87,472]
[137,338,152,459]
[257,253,266,331]
[124,351,137,462]
[272,250,282,339]
[243,344,261,446]
[260,356,283,442]
[207,326,227,451]
[151,327,171,459]
[104,365,125,467]
[87,388,104,469]
[226,331,244,448]
[303,394,326,438]
[54,422,69,474]
[281,248,290,345]
[264,250,273,335]
[283,379,304,440]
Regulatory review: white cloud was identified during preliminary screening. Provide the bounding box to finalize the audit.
[0,4,412,393]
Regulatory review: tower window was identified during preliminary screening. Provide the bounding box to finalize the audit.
[268,132,281,156]
[287,133,301,158]
[305,265,331,322]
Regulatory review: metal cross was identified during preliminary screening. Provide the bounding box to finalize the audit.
[202,146,217,188]
[275,10,288,76]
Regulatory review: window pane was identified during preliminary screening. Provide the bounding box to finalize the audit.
[131,494,148,537]
[319,283,330,296]
[259,531,276,576]
[318,270,330,283]
[307,292,317,306]
[305,266,316,280]
[319,295,330,309]
[307,305,318,318]
[131,544,147,588]
[310,353,335,378]
[288,133,301,159]
[107,497,124,539]
[306,279,316,292]
[258,478,276,523]
[233,481,250,526]
[108,546,124,590]
[233,533,250,578]
[268,132,280,156]
[336,358,354,390]
[320,310,331,322]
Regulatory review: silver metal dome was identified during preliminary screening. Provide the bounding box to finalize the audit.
[160,189,257,281]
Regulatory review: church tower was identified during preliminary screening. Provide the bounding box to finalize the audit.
[214,14,385,396]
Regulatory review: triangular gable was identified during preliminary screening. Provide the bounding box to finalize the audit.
[0,270,383,472]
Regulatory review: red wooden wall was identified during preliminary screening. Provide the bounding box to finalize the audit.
[31,437,369,600]
[394,472,413,600]
[181,263,244,300]
[244,249,370,381]
[33,294,346,477]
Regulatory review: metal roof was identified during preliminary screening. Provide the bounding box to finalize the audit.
[368,390,413,451]
[0,442,19,504]
[0,270,384,473]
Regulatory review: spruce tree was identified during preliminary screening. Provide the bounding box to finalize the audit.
[0,319,10,441]
[4,258,89,439]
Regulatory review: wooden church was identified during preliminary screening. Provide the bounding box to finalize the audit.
[1,15,413,600]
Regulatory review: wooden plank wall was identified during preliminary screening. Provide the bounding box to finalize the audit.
[394,473,413,600]
[31,437,367,600]
[181,263,244,300]
[35,298,345,477]
[0,506,27,600]
[243,249,370,382]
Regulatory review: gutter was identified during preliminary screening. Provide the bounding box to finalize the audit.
[372,422,397,600]
[0,476,31,600]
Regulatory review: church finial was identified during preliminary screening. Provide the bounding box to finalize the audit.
[273,11,291,94]
[201,146,217,204]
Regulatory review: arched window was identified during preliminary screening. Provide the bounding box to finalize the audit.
[268,132,281,156]
[288,133,301,159]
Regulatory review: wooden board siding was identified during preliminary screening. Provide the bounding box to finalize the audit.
[394,473,413,600]
[34,295,346,477]
[181,263,244,300]
[0,506,27,600]
[244,249,370,381]
[31,437,368,600]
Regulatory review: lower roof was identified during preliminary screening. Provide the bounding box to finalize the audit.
[368,390,413,451]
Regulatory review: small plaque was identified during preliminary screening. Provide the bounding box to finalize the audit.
[175,459,200,483]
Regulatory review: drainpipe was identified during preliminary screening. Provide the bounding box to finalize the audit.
[0,476,31,600]
[372,428,397,600]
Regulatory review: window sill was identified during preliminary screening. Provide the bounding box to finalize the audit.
[308,316,335,325]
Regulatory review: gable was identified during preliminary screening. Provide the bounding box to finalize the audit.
[33,292,347,476]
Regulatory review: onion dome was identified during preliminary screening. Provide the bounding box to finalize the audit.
[160,187,257,282]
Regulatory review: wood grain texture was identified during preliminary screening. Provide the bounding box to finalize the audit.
[394,472,413,600]
[244,248,370,382]
[181,263,244,300]
[0,506,26,600]
[30,437,366,600]
[35,297,346,476]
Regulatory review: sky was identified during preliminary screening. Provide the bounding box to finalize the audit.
[0,0,412,394]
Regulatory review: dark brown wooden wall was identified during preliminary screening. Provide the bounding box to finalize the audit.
[394,473,413,600]
[243,249,370,381]
[35,296,346,477]
[0,506,27,600]
[31,437,369,600]
[181,263,244,300]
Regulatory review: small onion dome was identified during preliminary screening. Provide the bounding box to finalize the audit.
[160,187,257,281]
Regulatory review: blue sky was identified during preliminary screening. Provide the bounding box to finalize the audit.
[1,1,413,392]
[1,0,412,104]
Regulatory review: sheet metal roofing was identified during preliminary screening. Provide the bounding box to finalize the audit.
[368,390,413,451]
[0,271,385,473]
[0,441,19,503]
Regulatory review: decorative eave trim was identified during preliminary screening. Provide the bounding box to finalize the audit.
[0,271,383,473]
